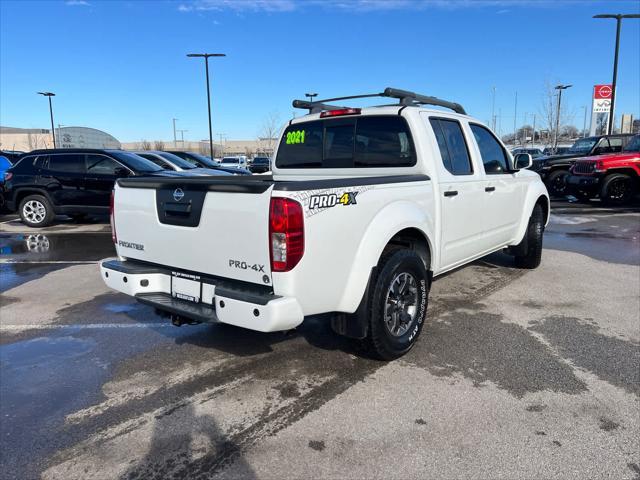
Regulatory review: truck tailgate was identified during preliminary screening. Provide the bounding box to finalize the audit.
[113,176,274,285]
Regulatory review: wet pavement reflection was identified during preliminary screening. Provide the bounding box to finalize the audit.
[0,233,115,291]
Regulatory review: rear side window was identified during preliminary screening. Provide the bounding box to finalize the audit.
[429,118,473,175]
[276,115,415,169]
[48,154,86,173]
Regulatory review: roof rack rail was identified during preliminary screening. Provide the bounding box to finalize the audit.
[292,87,466,115]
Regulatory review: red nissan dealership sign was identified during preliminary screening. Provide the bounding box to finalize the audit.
[594,84,612,99]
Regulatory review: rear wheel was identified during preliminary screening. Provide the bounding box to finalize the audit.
[600,173,635,206]
[546,170,570,197]
[514,204,544,269]
[19,195,54,228]
[361,249,429,360]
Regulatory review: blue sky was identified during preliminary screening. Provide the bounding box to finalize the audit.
[1,0,639,142]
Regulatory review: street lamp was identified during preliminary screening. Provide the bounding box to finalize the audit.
[177,129,188,143]
[37,92,56,148]
[305,92,318,103]
[187,53,226,159]
[593,14,640,135]
[554,84,572,151]
[172,118,178,148]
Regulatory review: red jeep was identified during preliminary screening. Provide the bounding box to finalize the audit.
[567,134,640,205]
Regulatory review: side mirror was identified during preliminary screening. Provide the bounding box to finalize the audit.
[114,167,130,177]
[514,153,533,170]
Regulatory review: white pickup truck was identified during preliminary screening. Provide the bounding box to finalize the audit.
[101,88,549,359]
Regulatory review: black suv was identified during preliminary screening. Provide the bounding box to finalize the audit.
[4,149,181,227]
[531,134,635,197]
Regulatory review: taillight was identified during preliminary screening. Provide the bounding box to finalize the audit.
[269,197,304,272]
[320,108,361,118]
[110,190,117,244]
[4,172,12,182]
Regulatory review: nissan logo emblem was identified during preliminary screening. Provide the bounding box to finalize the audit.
[173,188,185,202]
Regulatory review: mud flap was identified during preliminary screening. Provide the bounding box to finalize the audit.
[330,267,434,339]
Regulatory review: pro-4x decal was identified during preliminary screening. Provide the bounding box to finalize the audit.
[308,192,358,209]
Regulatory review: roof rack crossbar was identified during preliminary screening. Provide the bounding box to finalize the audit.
[292,87,466,115]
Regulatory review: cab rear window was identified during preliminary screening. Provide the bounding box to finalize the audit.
[276,116,416,169]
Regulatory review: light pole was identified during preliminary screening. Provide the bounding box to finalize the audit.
[37,92,56,148]
[593,14,640,135]
[513,91,517,146]
[581,106,588,137]
[187,52,226,159]
[172,118,178,148]
[490,86,496,131]
[554,84,572,151]
[305,92,318,103]
[177,129,188,143]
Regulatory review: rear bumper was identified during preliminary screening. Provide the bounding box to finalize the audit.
[100,259,304,332]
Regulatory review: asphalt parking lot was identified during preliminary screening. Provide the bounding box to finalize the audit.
[1,201,639,480]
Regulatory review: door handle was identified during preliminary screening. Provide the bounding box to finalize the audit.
[485,186,496,192]
[443,190,458,197]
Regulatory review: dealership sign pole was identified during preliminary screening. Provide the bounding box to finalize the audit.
[593,14,640,135]
[590,84,612,136]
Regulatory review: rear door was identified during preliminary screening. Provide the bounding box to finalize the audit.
[468,123,525,248]
[424,115,486,269]
[45,153,88,206]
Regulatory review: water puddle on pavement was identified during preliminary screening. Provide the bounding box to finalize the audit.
[0,233,116,291]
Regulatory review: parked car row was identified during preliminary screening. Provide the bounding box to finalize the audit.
[528,133,636,198]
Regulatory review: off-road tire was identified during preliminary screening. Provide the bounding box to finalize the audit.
[600,173,635,206]
[19,194,55,228]
[514,204,544,269]
[546,169,569,197]
[361,249,430,360]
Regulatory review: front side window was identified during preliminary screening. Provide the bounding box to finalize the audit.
[470,124,509,174]
[48,154,86,173]
[276,116,416,169]
[608,137,623,151]
[86,155,121,175]
[429,118,473,175]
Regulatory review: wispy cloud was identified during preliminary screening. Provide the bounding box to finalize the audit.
[176,0,624,13]
[65,0,90,5]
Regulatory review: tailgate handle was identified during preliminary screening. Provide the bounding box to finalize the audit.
[164,201,192,216]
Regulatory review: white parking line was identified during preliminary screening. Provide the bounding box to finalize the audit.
[0,323,173,331]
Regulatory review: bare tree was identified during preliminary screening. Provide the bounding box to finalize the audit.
[538,80,577,145]
[258,112,281,156]
[154,140,165,150]
[560,125,579,139]
[139,140,152,150]
[595,114,608,135]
